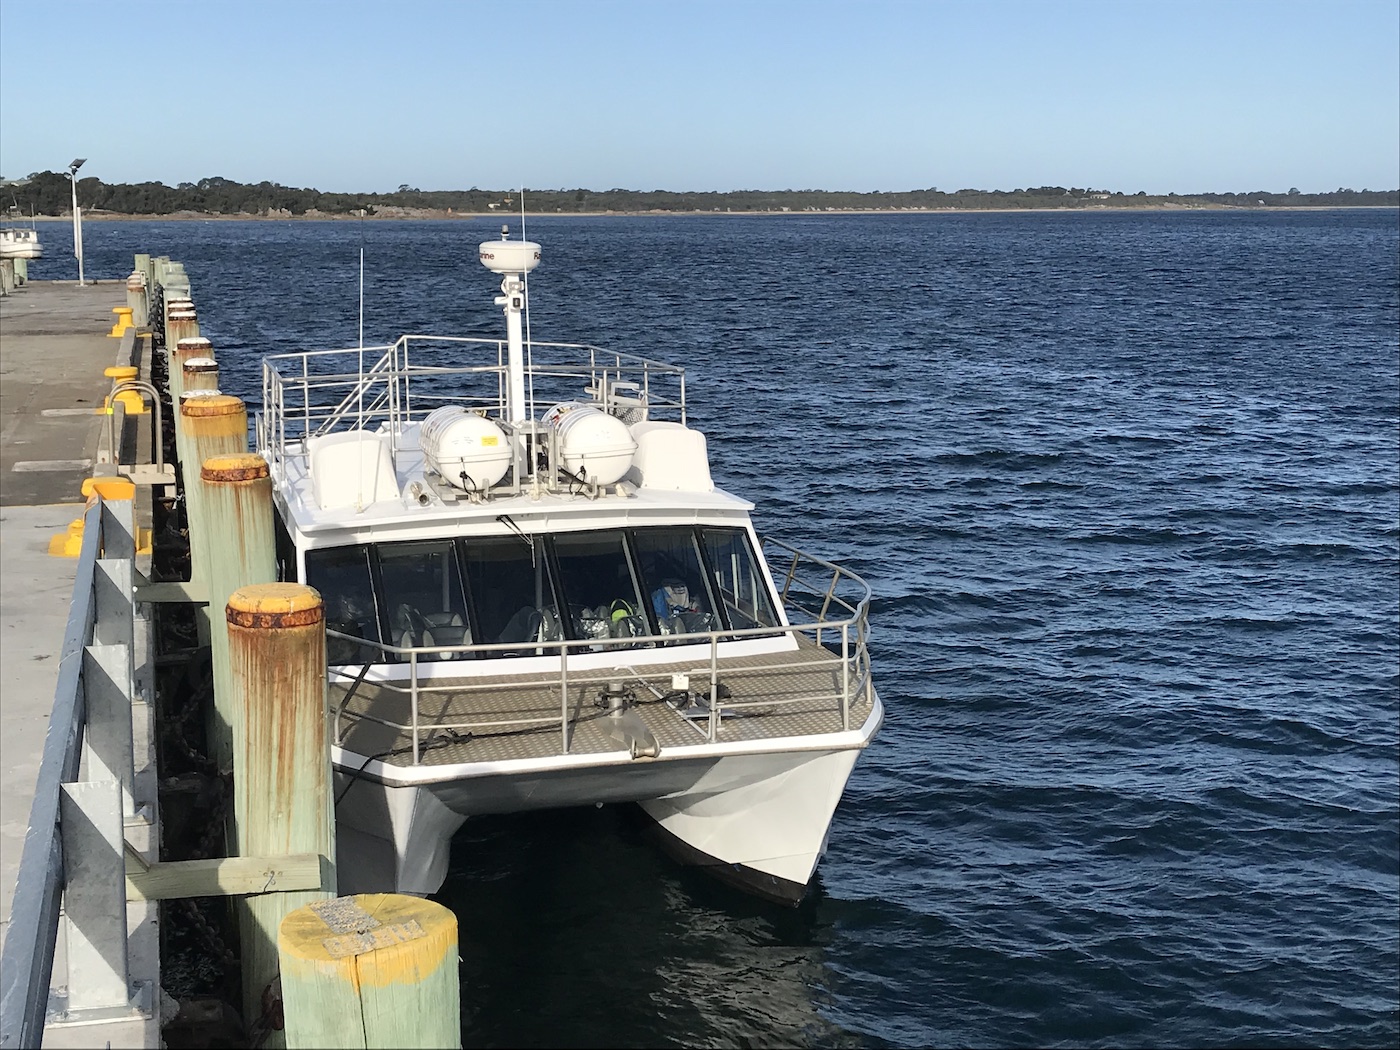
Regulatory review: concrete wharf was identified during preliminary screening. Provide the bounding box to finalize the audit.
[1,279,161,1048]
[1,271,459,1050]
[2,281,115,910]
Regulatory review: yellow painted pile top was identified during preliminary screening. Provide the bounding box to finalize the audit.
[227,583,324,629]
[201,453,269,482]
[278,893,456,983]
[180,393,243,417]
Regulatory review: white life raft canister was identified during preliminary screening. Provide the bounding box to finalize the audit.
[419,407,512,491]
[541,402,638,487]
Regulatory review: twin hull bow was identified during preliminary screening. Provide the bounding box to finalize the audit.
[333,729,876,904]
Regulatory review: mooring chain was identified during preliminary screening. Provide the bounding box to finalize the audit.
[177,898,237,970]
[164,729,211,775]
[164,649,216,778]
[164,699,216,777]
[191,772,232,861]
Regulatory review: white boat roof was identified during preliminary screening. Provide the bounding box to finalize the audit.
[274,438,755,543]
[258,332,757,544]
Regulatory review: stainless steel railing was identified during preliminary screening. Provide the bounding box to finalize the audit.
[326,540,873,760]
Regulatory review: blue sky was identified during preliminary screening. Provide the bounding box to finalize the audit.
[1,0,1395,194]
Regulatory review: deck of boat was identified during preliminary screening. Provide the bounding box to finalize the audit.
[330,635,872,768]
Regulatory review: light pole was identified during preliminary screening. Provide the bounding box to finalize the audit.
[66,158,86,286]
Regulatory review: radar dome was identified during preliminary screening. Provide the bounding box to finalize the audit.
[478,239,541,275]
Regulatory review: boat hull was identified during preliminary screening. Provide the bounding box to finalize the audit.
[331,693,881,901]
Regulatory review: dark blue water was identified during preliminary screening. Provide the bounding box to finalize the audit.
[47,210,1400,1047]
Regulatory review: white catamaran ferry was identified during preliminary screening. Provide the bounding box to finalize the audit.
[255,230,883,904]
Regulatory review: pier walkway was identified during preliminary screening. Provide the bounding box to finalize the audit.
[1,280,120,943]
[0,279,159,1048]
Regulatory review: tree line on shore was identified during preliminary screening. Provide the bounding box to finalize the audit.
[3,171,1395,216]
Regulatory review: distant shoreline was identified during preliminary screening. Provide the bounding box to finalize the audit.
[23,205,1399,222]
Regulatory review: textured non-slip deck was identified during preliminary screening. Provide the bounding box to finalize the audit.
[330,638,873,767]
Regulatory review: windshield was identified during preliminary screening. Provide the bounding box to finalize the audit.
[300,524,777,664]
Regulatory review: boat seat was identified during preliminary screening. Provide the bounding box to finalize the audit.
[537,608,562,643]
[498,606,542,644]
[421,613,467,660]
[497,606,564,649]
[392,603,427,640]
[393,603,458,660]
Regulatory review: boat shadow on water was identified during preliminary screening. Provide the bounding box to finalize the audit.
[436,804,873,1049]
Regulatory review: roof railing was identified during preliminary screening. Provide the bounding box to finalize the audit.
[258,335,689,480]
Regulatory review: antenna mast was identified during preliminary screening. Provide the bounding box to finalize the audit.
[478,226,541,425]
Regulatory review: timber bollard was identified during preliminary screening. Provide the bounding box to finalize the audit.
[201,453,277,781]
[227,583,337,1040]
[179,393,248,649]
[174,388,226,477]
[166,306,199,360]
[171,335,214,401]
[278,894,460,1049]
[127,270,148,326]
[179,394,249,564]
[160,261,191,303]
[182,356,219,393]
[164,295,197,355]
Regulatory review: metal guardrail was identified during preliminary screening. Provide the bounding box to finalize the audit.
[257,334,688,480]
[327,538,874,759]
[0,499,152,1048]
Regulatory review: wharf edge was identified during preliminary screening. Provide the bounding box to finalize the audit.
[1,268,459,1049]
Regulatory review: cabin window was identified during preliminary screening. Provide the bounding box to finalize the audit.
[463,536,563,654]
[301,525,783,666]
[377,539,471,661]
[630,527,719,638]
[701,527,779,630]
[305,545,384,665]
[551,530,652,646]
